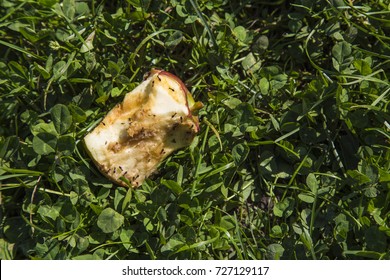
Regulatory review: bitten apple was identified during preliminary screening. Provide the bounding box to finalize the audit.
[84,69,202,187]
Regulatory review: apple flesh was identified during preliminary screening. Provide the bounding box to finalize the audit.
[84,69,202,187]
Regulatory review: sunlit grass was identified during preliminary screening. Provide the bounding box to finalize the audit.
[0,0,389,260]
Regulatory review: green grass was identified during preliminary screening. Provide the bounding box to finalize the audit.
[0,0,389,260]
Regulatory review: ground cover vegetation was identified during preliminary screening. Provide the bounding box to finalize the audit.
[0,0,389,260]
